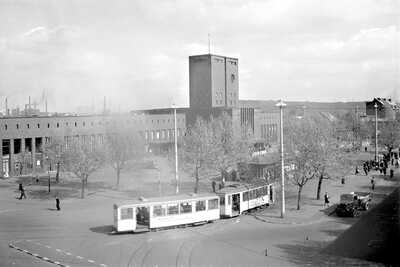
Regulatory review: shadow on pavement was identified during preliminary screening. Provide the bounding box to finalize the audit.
[277,241,383,266]
[90,225,115,234]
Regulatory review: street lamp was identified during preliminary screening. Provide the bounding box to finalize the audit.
[276,99,286,218]
[374,103,378,162]
[172,104,179,194]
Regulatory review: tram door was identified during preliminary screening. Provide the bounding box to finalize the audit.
[136,206,150,230]
[232,194,240,216]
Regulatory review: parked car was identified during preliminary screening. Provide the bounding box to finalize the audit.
[335,192,371,217]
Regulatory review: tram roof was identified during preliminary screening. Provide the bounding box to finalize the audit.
[114,193,218,207]
[215,181,272,195]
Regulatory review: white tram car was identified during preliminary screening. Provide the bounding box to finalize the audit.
[113,193,220,233]
[216,181,275,217]
[113,181,275,233]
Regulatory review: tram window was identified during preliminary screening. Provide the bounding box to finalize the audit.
[153,205,166,217]
[228,195,231,205]
[120,208,133,220]
[251,190,256,200]
[196,200,206,211]
[220,197,225,205]
[180,202,192,213]
[167,204,179,215]
[243,192,249,201]
[208,199,218,210]
[257,188,262,197]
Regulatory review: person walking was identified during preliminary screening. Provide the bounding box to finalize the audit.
[18,183,26,200]
[371,178,375,191]
[211,181,216,193]
[56,197,60,211]
[324,192,330,207]
[363,164,368,176]
[355,166,359,175]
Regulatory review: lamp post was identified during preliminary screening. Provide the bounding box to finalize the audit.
[172,104,179,194]
[374,103,378,162]
[276,100,286,218]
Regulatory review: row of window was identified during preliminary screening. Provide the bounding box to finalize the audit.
[120,199,219,220]
[261,124,278,142]
[2,121,103,131]
[144,128,183,141]
[150,118,184,124]
[242,186,270,202]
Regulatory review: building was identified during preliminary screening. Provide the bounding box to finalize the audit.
[1,53,280,179]
[0,115,108,177]
[366,98,399,121]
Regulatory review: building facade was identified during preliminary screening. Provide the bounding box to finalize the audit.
[1,53,279,179]
[366,98,399,121]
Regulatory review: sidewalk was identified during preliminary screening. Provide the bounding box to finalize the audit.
[253,165,400,226]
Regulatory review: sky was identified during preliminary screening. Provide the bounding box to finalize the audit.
[0,0,399,113]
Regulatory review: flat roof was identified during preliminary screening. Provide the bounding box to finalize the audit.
[215,181,272,194]
[189,54,238,60]
[115,193,218,207]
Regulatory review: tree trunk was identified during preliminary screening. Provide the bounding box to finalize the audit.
[56,162,60,183]
[81,176,85,199]
[316,174,323,200]
[297,185,303,210]
[194,166,199,193]
[116,167,121,190]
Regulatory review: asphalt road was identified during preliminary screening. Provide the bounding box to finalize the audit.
[0,195,373,267]
[2,167,396,267]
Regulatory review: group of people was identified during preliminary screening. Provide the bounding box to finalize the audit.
[18,183,60,210]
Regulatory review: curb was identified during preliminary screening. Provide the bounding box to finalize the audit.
[9,243,70,267]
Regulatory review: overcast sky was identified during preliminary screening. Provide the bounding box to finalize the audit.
[0,0,399,112]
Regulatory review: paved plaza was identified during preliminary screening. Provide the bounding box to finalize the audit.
[1,155,398,266]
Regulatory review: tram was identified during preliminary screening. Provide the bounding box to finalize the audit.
[113,181,275,233]
[216,181,275,217]
[113,193,220,233]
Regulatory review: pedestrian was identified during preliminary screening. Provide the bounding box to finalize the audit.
[56,197,60,211]
[390,169,394,179]
[211,181,216,193]
[371,178,375,191]
[355,166,359,175]
[18,183,26,200]
[324,192,330,207]
[363,164,368,176]
[341,177,345,184]
[383,167,387,176]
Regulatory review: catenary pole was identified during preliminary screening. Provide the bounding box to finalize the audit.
[276,100,286,218]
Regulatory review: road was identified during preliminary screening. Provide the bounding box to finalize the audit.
[1,167,396,267]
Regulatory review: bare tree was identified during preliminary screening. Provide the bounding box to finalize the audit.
[60,140,105,198]
[180,117,214,193]
[42,136,63,183]
[285,117,320,210]
[209,112,253,183]
[377,120,400,155]
[105,117,146,189]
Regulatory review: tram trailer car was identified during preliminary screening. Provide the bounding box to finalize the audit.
[113,193,220,233]
[216,181,275,218]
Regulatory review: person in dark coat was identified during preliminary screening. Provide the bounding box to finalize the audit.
[371,178,375,190]
[211,181,216,193]
[56,197,60,211]
[324,192,330,207]
[18,183,26,200]
[355,166,359,175]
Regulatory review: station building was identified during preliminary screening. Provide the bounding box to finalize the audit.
[0,53,280,179]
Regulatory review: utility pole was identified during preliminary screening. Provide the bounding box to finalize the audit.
[173,104,179,194]
[374,103,378,162]
[276,100,286,218]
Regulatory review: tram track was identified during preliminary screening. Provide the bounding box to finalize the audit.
[126,240,152,267]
